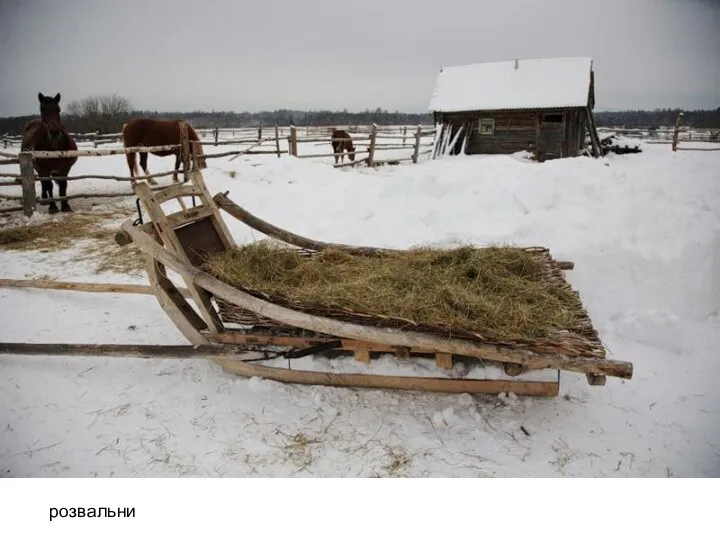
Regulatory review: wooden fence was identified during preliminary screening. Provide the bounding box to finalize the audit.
[285,123,436,167]
[597,119,720,151]
[0,123,438,218]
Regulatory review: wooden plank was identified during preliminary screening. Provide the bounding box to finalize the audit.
[35,170,181,183]
[29,144,179,158]
[354,350,371,364]
[215,357,560,397]
[122,219,633,380]
[147,258,209,344]
[435,352,453,369]
[0,341,250,359]
[153,183,204,204]
[210,331,436,353]
[585,107,602,157]
[0,278,188,297]
[296,150,369,159]
[166,204,215,228]
[18,152,36,218]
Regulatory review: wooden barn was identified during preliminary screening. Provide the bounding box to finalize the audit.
[428,57,602,160]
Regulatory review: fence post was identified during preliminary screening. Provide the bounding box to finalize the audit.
[179,121,190,180]
[402,126,407,147]
[672,112,683,152]
[258,126,262,142]
[274,125,281,158]
[289,125,298,157]
[19,152,36,218]
[213,126,219,146]
[367,124,377,167]
[412,124,422,164]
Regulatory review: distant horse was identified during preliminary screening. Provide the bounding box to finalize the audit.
[331,129,356,164]
[20,92,78,213]
[122,118,207,185]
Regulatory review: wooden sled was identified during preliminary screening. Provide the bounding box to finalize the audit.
[115,169,633,398]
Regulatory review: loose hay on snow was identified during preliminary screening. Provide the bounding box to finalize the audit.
[202,240,589,343]
[0,210,145,275]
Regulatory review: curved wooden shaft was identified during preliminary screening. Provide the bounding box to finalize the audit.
[212,192,574,269]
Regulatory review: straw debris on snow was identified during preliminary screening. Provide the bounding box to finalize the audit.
[0,208,145,274]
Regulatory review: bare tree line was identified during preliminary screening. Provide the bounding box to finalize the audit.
[64,94,133,134]
[1,93,718,136]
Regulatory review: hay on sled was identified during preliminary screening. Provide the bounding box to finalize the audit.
[202,241,592,349]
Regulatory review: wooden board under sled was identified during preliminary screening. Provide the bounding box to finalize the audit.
[0,341,560,397]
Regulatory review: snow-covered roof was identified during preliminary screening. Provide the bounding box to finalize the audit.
[428,57,593,112]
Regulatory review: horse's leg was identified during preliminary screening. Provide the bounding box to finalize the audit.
[139,151,157,186]
[42,179,58,214]
[173,153,181,183]
[58,179,71,212]
[126,151,136,180]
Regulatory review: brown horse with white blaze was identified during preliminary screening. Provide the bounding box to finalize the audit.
[122,118,206,184]
[331,129,356,164]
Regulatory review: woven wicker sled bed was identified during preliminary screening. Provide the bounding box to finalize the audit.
[116,170,633,397]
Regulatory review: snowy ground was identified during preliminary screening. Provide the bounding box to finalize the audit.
[0,139,719,477]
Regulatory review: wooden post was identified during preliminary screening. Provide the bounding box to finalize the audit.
[213,126,219,146]
[402,126,407,147]
[412,124,422,164]
[289,125,298,157]
[18,152,36,218]
[179,122,191,179]
[257,126,262,142]
[672,112,684,152]
[274,125,281,158]
[176,123,190,210]
[367,123,377,167]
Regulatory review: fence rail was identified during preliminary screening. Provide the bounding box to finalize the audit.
[0,122,437,218]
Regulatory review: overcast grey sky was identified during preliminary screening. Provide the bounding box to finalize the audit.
[0,0,718,116]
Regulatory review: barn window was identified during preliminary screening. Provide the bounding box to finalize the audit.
[478,118,495,135]
[542,113,563,123]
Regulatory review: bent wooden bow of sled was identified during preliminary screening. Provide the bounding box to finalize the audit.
[115,170,633,397]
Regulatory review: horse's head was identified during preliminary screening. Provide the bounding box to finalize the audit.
[38,92,61,123]
[348,144,356,161]
[44,119,66,149]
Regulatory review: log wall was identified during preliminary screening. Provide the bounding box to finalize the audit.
[436,108,589,159]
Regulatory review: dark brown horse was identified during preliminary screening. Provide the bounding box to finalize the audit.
[20,93,78,213]
[122,118,207,185]
[331,129,355,164]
